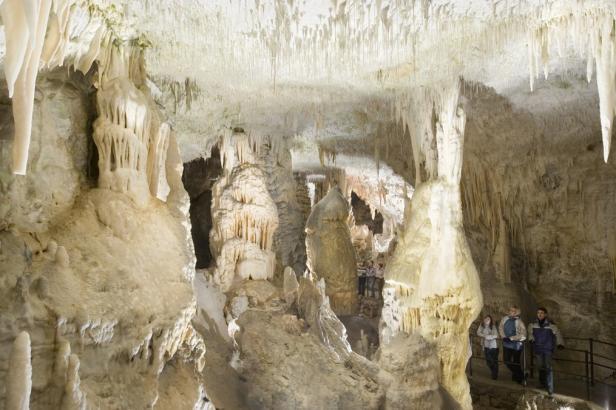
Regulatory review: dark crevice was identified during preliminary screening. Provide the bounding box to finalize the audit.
[182,146,223,269]
[351,191,383,234]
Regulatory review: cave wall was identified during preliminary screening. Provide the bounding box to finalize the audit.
[460,81,616,376]
[0,69,94,233]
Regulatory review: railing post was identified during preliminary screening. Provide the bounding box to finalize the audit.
[589,338,594,386]
[584,350,590,401]
[529,342,534,378]
[522,341,527,386]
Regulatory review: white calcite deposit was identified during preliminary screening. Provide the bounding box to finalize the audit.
[381,83,482,410]
[210,132,279,291]
[1,1,615,409]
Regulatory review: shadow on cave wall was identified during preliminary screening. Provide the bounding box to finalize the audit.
[182,146,223,269]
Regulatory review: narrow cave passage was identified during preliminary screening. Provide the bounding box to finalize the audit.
[182,146,223,269]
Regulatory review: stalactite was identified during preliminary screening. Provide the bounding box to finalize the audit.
[147,122,171,199]
[317,145,337,167]
[2,0,53,175]
[527,14,616,162]
[75,26,104,74]
[41,0,76,68]
[90,44,174,204]
[594,17,616,163]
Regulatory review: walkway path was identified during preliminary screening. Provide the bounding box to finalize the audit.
[469,363,611,409]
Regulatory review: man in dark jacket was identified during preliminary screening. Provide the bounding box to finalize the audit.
[528,307,564,396]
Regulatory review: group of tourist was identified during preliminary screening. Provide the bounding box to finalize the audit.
[476,305,565,397]
[357,261,384,298]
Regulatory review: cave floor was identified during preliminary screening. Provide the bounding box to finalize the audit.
[468,363,612,409]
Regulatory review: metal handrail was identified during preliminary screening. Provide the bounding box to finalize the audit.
[592,352,616,363]
[566,337,616,348]
[468,332,616,403]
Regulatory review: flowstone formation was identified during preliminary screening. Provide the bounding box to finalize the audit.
[381,84,483,410]
[93,46,171,205]
[305,187,358,315]
[0,39,208,410]
[210,132,279,292]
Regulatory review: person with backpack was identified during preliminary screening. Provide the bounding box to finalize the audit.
[477,315,499,380]
[527,307,564,397]
[499,305,527,384]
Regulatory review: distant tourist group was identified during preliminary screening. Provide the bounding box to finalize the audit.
[476,305,564,397]
[357,261,384,298]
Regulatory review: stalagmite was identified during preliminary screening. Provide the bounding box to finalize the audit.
[283,266,299,303]
[6,331,32,410]
[61,355,86,410]
[305,187,358,315]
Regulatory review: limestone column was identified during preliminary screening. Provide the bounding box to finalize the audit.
[381,83,482,409]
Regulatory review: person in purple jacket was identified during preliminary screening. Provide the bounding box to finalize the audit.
[527,307,565,396]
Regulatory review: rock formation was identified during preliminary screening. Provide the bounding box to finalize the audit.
[210,132,279,292]
[0,21,206,409]
[1,1,615,409]
[305,187,359,315]
[381,84,482,410]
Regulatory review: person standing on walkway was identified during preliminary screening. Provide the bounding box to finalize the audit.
[357,264,367,296]
[499,305,527,384]
[365,261,376,298]
[477,315,499,380]
[527,307,564,397]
